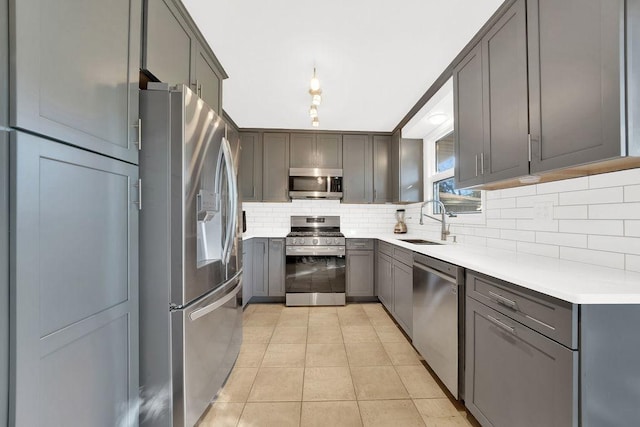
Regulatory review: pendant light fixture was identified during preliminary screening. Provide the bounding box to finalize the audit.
[308,67,323,127]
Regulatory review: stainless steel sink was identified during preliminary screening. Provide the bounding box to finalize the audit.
[398,239,443,245]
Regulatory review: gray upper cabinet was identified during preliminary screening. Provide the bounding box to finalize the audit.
[454,43,485,189]
[268,238,286,296]
[142,0,226,114]
[290,133,342,168]
[0,0,7,128]
[10,0,141,164]
[527,0,624,173]
[342,135,373,203]
[263,133,290,202]
[482,0,529,183]
[239,132,263,202]
[390,130,423,203]
[9,132,139,427]
[0,131,7,427]
[143,0,193,87]
[373,135,392,203]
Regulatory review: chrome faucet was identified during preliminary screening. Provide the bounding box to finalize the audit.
[419,199,457,241]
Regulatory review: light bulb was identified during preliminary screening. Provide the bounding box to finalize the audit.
[310,69,320,91]
[427,113,448,125]
[312,93,322,106]
[309,105,318,118]
[312,117,319,127]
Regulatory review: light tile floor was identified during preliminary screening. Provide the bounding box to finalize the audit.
[199,303,477,427]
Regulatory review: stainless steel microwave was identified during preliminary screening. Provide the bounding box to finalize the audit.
[289,168,343,199]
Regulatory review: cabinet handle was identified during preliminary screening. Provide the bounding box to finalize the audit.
[133,119,142,151]
[487,315,515,334]
[475,155,478,177]
[198,82,203,97]
[133,178,142,210]
[488,291,517,310]
[527,134,532,162]
[252,185,256,198]
[480,152,484,175]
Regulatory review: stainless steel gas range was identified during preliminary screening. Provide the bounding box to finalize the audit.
[285,216,346,306]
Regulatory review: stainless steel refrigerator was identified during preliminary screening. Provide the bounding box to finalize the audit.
[139,83,243,427]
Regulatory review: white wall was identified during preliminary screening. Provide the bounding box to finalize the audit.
[405,167,640,272]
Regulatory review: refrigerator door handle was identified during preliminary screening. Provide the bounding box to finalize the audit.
[216,136,239,265]
[189,273,242,321]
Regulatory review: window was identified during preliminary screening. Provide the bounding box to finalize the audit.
[429,132,482,215]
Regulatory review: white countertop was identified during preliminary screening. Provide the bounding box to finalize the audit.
[242,232,640,304]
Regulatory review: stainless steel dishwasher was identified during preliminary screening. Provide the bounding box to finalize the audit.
[413,252,464,399]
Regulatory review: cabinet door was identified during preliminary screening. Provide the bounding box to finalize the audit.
[239,132,263,202]
[376,252,394,311]
[242,239,253,307]
[268,239,286,296]
[262,133,290,202]
[143,0,193,87]
[465,297,576,427]
[0,132,7,427]
[316,134,343,168]
[342,135,372,203]
[10,132,139,427]
[393,260,413,337]
[528,0,623,173]
[399,138,423,203]
[373,135,392,203]
[251,239,269,297]
[454,43,485,188]
[0,0,7,128]
[347,250,375,296]
[390,130,401,202]
[482,0,530,183]
[194,46,222,114]
[290,133,316,168]
[11,0,142,164]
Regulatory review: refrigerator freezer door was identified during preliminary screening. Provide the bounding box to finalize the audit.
[171,272,243,426]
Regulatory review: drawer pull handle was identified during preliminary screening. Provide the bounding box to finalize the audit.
[487,315,515,334]
[489,291,517,310]
[525,314,555,331]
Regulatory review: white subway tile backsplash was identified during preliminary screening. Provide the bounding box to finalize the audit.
[500,207,534,219]
[517,241,560,258]
[500,229,536,242]
[559,187,624,206]
[560,247,626,270]
[589,168,640,189]
[486,190,502,200]
[626,255,640,273]
[536,176,589,194]
[516,219,559,232]
[588,235,640,255]
[625,185,640,202]
[589,203,640,219]
[486,197,516,210]
[559,219,624,236]
[516,193,558,208]
[486,219,517,229]
[501,185,536,198]
[536,231,587,248]
[625,220,640,237]
[553,205,588,220]
[487,238,517,251]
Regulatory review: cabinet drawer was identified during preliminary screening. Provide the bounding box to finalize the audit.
[467,271,577,349]
[347,239,374,250]
[393,246,413,267]
[378,241,393,256]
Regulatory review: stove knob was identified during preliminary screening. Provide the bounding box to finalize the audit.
[293,238,299,245]
[313,238,319,245]
[334,238,341,244]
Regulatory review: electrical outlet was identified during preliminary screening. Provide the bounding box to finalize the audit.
[533,201,554,221]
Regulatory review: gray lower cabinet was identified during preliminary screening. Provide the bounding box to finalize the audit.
[268,238,286,296]
[239,132,263,202]
[392,259,413,337]
[251,238,269,297]
[376,251,393,308]
[242,239,253,307]
[376,241,413,336]
[262,133,290,202]
[390,130,423,203]
[465,297,576,427]
[346,239,374,297]
[0,131,8,427]
[142,0,226,114]
[9,132,139,427]
[11,0,141,164]
[342,135,373,204]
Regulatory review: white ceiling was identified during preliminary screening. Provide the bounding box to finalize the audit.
[182,0,503,132]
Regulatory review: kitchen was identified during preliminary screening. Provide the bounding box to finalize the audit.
[2,0,640,426]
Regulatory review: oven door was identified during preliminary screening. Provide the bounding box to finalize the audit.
[285,247,346,294]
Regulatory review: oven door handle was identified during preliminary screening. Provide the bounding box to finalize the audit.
[286,246,345,257]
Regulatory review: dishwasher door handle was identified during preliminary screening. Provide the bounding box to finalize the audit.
[414,262,457,284]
